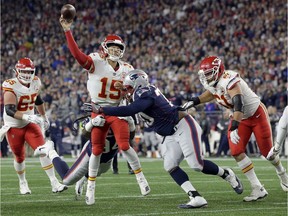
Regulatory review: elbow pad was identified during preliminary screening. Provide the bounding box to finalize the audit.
[35,95,44,105]
[232,94,244,113]
[5,104,17,117]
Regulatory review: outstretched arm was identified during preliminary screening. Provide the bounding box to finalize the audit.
[59,16,93,71]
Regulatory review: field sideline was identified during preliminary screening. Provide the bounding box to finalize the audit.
[1,157,287,216]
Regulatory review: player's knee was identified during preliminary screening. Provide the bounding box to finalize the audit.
[92,146,104,155]
[118,142,130,151]
[164,161,178,172]
[15,156,25,163]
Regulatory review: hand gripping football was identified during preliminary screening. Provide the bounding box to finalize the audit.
[61,4,76,21]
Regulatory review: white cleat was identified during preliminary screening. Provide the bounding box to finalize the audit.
[75,176,87,200]
[34,140,54,157]
[178,196,208,209]
[224,168,243,194]
[51,179,68,193]
[19,180,31,195]
[137,177,151,196]
[243,185,268,202]
[85,181,95,205]
[277,170,288,192]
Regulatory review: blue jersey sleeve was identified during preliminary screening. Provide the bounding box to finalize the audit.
[102,97,153,116]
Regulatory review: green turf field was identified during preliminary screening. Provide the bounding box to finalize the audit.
[0,157,287,216]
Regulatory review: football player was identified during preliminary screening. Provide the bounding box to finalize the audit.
[59,15,150,205]
[182,56,288,200]
[267,106,288,160]
[39,115,136,200]
[83,69,244,209]
[1,58,67,194]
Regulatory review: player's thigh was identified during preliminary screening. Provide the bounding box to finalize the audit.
[162,136,183,171]
[25,123,45,150]
[6,128,26,159]
[109,117,130,150]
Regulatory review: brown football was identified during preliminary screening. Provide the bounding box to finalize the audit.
[61,4,76,21]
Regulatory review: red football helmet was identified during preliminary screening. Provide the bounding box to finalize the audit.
[198,56,225,87]
[101,34,125,61]
[15,58,36,84]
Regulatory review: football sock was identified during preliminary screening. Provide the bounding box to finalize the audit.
[122,146,141,171]
[237,155,261,187]
[269,155,285,173]
[14,160,26,182]
[39,156,58,182]
[202,160,219,175]
[88,153,101,178]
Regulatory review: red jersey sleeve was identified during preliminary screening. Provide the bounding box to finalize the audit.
[65,31,93,70]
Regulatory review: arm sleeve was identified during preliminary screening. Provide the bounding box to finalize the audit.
[65,31,92,70]
[103,98,153,116]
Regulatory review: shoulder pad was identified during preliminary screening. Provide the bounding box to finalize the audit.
[135,87,150,98]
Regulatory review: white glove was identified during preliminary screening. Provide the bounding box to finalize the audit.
[22,114,44,125]
[91,115,105,127]
[182,101,194,110]
[42,115,50,131]
[266,146,280,160]
[230,129,240,144]
[118,116,135,132]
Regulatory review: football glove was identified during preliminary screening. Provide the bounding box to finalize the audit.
[82,102,102,114]
[91,116,105,127]
[22,114,44,125]
[229,120,240,144]
[42,115,50,131]
[181,97,200,110]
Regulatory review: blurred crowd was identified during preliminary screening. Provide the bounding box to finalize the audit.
[1,0,287,157]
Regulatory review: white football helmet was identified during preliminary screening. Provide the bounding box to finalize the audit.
[123,69,149,94]
[14,58,36,84]
[101,34,125,61]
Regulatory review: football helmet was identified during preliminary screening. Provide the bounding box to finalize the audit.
[15,58,36,84]
[123,69,149,94]
[101,34,125,61]
[198,56,224,87]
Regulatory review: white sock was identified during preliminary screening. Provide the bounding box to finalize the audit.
[269,155,285,173]
[237,156,262,187]
[122,146,141,171]
[181,181,197,194]
[39,156,57,182]
[88,153,101,178]
[14,160,26,182]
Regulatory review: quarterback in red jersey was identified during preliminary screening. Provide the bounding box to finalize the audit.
[183,56,288,201]
[1,58,67,194]
[59,16,150,205]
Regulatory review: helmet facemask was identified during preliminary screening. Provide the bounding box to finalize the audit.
[102,42,125,61]
[14,58,36,84]
[198,57,223,87]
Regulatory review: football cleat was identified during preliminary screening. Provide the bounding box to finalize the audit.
[224,168,243,194]
[51,179,68,193]
[34,140,54,157]
[19,180,31,195]
[178,196,208,209]
[75,176,87,200]
[137,177,151,196]
[277,170,288,192]
[85,181,95,205]
[243,185,268,202]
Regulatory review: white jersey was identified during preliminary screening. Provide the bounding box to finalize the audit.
[2,77,41,128]
[205,70,260,119]
[87,53,134,107]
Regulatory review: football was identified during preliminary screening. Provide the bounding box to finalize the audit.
[61,4,76,21]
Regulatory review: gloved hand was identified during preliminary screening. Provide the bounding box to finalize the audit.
[181,97,200,110]
[229,120,240,144]
[82,103,102,114]
[59,15,73,32]
[91,115,106,127]
[22,114,44,125]
[42,115,50,131]
[266,146,280,160]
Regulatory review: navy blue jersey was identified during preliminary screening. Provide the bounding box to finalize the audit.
[103,85,179,136]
